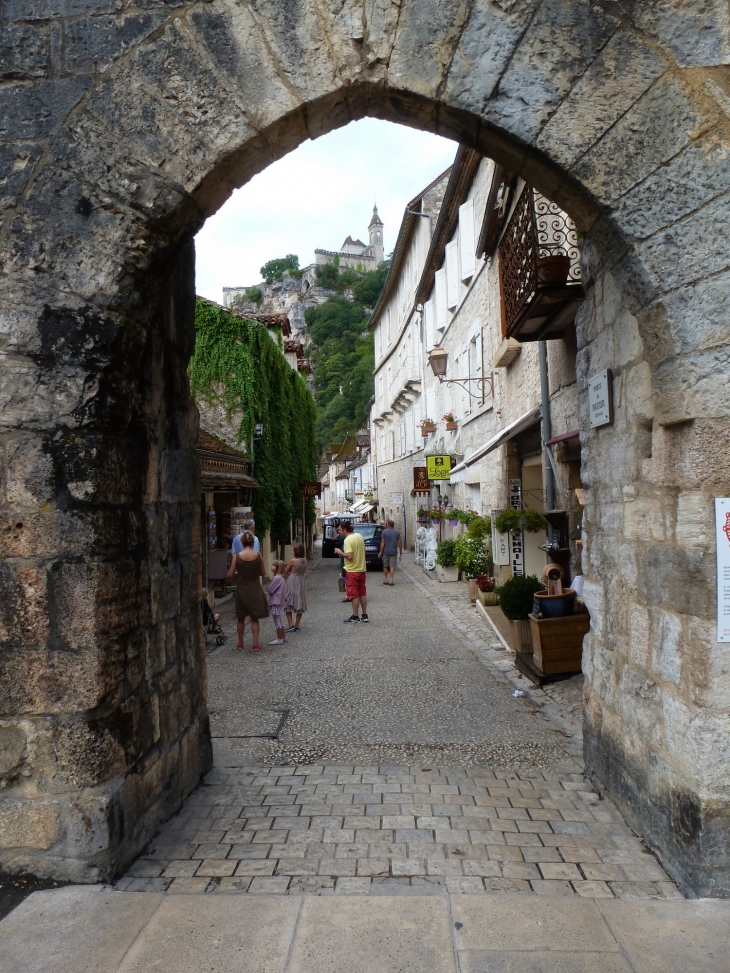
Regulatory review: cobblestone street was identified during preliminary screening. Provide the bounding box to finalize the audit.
[116,555,679,900]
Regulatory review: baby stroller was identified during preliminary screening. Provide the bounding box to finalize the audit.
[201,597,227,647]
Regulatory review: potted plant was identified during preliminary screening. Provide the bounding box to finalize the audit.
[494,574,543,655]
[454,536,492,602]
[456,508,477,526]
[476,573,499,606]
[465,514,491,543]
[447,507,461,527]
[417,507,430,523]
[420,417,436,436]
[430,507,444,526]
[435,539,459,583]
[443,412,457,431]
[494,507,548,535]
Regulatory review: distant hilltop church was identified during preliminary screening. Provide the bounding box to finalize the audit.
[313,204,384,271]
[221,205,384,314]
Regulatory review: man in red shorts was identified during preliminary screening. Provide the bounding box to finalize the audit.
[334,520,368,623]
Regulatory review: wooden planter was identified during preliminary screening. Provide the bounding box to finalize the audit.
[421,425,435,436]
[529,612,590,675]
[512,619,533,656]
[446,421,457,431]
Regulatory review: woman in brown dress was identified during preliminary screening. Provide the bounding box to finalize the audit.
[226,530,268,651]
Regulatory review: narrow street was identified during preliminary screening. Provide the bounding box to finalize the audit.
[116,556,678,900]
[5,558,730,973]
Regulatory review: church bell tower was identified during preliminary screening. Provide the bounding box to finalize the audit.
[368,204,384,266]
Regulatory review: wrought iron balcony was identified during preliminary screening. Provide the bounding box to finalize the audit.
[498,187,584,341]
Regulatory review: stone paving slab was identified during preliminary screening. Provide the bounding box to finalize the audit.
[115,764,681,900]
[3,889,730,973]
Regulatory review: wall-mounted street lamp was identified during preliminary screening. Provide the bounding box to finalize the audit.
[428,346,494,399]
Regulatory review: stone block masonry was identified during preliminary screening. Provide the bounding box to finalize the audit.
[0,245,212,881]
[0,0,729,892]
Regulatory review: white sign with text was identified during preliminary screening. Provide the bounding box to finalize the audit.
[716,498,730,643]
[588,368,614,428]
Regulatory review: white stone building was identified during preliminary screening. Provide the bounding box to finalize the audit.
[371,148,585,586]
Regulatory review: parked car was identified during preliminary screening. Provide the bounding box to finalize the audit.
[354,523,384,570]
[321,517,384,569]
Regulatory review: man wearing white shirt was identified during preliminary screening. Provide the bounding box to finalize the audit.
[232,518,260,554]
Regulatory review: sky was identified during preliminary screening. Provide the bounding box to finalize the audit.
[194,119,458,302]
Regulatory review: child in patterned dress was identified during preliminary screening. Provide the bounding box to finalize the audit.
[267,560,287,645]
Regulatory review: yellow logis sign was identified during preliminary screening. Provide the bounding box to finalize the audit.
[426,455,452,480]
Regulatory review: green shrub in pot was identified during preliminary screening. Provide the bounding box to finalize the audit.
[494,574,543,620]
[465,514,491,543]
[435,539,458,568]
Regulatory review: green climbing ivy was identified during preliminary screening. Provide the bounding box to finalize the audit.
[189,300,318,542]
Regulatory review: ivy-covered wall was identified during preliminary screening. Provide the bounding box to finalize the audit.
[189,301,317,541]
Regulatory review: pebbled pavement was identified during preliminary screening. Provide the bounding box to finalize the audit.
[115,554,681,899]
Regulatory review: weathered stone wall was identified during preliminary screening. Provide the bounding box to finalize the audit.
[0,242,212,881]
[1,0,728,891]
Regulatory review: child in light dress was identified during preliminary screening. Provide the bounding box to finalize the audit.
[284,543,308,632]
[267,560,287,645]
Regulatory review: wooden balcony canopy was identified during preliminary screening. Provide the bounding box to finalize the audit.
[498,187,585,342]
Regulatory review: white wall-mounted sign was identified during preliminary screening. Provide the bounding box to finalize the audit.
[716,498,730,642]
[588,368,614,428]
[390,493,404,506]
[491,510,510,566]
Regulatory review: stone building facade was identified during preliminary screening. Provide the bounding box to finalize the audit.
[1,0,728,896]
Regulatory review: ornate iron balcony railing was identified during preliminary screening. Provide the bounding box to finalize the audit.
[498,187,582,341]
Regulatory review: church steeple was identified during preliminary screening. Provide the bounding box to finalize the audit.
[368,204,384,266]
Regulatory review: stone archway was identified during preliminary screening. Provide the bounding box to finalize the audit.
[1,1,728,893]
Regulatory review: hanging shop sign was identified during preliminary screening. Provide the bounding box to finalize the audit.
[588,368,614,428]
[427,455,452,480]
[413,467,430,492]
[301,481,322,498]
[716,498,730,642]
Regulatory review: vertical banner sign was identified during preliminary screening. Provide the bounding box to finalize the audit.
[508,478,524,576]
[716,498,730,642]
[491,510,510,566]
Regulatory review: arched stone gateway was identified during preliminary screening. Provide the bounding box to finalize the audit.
[1,1,728,893]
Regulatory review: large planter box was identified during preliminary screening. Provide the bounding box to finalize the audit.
[529,612,590,675]
[437,565,460,583]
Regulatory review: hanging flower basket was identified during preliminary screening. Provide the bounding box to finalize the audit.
[448,517,459,527]
[420,418,436,435]
[443,413,457,431]
[417,507,430,522]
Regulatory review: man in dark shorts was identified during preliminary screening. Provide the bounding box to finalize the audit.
[379,519,403,586]
[334,520,368,623]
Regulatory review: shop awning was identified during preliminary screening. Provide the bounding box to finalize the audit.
[449,406,542,482]
[545,428,579,446]
[349,500,376,515]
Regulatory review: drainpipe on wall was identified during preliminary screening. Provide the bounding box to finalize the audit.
[538,341,555,541]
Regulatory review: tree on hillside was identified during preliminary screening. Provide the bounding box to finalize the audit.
[260,254,302,284]
[306,261,389,452]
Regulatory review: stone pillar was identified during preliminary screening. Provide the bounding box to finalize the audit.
[578,229,730,898]
[0,242,212,882]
